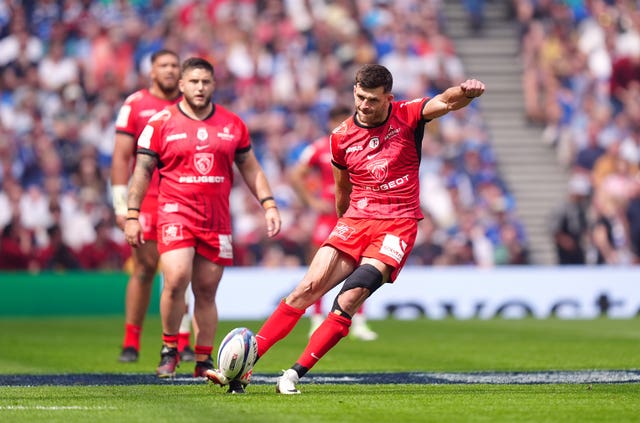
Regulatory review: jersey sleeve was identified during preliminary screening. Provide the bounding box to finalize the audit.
[114,94,138,136]
[298,143,317,167]
[329,122,348,169]
[235,115,252,154]
[329,133,347,169]
[397,97,429,126]
[137,109,169,157]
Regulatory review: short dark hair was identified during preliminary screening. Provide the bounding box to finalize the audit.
[355,64,393,93]
[181,57,214,77]
[150,49,179,64]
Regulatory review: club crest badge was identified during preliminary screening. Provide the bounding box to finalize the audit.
[368,136,380,149]
[367,159,388,182]
[194,153,213,175]
[197,127,208,141]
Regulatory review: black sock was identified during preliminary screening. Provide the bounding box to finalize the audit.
[292,363,309,378]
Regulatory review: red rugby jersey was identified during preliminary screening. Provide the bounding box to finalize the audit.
[115,88,180,199]
[137,103,251,233]
[298,135,335,203]
[330,98,428,219]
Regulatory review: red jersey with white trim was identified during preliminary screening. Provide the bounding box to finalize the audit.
[330,98,428,219]
[115,88,180,200]
[137,103,251,233]
[298,135,335,202]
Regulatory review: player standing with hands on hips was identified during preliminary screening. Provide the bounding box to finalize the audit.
[111,49,196,363]
[125,57,281,379]
[206,63,485,394]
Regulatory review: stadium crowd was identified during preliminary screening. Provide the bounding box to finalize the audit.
[513,0,640,264]
[0,0,530,272]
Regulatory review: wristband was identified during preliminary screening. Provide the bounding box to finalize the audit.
[262,200,277,210]
[126,208,140,221]
[112,185,128,216]
[259,196,274,205]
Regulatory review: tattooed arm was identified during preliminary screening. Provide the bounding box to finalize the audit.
[124,152,158,247]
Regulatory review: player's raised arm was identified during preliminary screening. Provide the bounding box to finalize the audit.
[422,79,485,120]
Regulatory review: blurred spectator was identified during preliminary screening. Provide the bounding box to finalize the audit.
[0,177,21,230]
[591,139,638,192]
[550,172,591,265]
[76,218,130,270]
[37,40,80,92]
[463,0,486,34]
[0,0,525,270]
[26,0,63,41]
[573,120,606,172]
[522,1,640,267]
[72,145,108,200]
[379,30,430,99]
[625,178,640,264]
[435,234,476,266]
[0,11,43,67]
[421,21,466,89]
[485,200,528,250]
[83,24,136,95]
[19,184,52,246]
[493,219,529,265]
[36,223,81,271]
[408,212,445,265]
[609,39,640,116]
[589,187,634,265]
[0,217,38,271]
[446,208,494,267]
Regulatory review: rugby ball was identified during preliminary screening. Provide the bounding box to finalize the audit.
[216,327,258,380]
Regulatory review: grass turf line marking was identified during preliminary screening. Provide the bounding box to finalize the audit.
[0,370,639,386]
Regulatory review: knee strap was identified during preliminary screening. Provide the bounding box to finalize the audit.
[331,264,383,318]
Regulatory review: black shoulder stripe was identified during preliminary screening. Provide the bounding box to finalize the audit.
[136,148,163,168]
[136,147,158,158]
[236,145,252,154]
[332,159,347,170]
[413,120,426,164]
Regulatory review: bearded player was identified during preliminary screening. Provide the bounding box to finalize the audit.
[124,57,281,383]
[111,49,195,363]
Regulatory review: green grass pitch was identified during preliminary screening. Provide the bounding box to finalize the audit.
[0,316,638,422]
